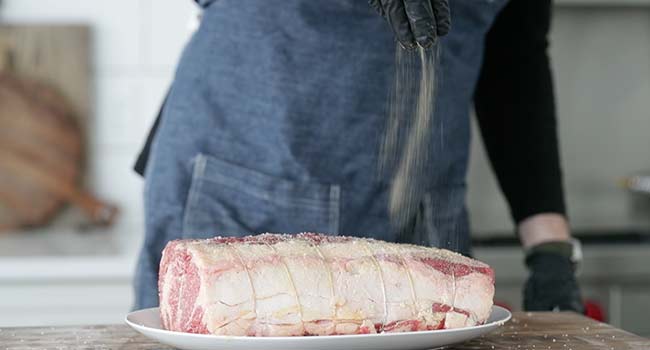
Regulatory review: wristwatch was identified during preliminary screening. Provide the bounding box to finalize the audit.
[526,238,583,271]
[569,238,583,266]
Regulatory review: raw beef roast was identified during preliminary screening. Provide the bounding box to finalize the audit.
[159,233,494,336]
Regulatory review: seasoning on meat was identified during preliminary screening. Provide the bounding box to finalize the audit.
[159,233,494,336]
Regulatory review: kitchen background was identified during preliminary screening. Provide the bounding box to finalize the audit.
[0,0,649,337]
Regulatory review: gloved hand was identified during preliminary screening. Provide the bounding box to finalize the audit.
[369,0,451,49]
[523,242,585,313]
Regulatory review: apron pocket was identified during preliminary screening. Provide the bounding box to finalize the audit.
[181,153,340,238]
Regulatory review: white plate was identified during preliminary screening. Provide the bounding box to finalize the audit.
[125,306,511,350]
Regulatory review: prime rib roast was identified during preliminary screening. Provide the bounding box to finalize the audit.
[159,233,495,336]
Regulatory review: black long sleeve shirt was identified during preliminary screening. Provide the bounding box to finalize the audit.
[135,0,566,225]
[474,0,566,224]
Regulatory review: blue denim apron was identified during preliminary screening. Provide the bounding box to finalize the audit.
[134,0,508,309]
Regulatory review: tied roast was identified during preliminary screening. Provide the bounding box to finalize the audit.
[159,233,495,336]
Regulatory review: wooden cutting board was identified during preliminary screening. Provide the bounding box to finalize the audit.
[0,25,117,231]
[0,312,648,349]
[0,25,90,128]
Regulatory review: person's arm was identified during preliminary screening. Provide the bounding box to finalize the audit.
[474,0,564,228]
[474,0,584,313]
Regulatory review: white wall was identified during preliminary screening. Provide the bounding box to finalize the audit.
[1,0,199,255]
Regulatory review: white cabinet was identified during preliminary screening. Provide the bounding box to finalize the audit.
[0,258,135,327]
[0,281,132,327]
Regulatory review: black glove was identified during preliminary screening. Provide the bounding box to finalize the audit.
[369,0,451,49]
[523,243,585,313]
